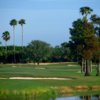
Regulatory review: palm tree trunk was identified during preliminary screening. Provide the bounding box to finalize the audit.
[5,41,7,63]
[22,25,23,49]
[13,26,16,63]
[6,41,7,58]
[21,25,24,63]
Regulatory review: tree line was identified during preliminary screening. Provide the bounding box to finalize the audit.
[0,40,71,64]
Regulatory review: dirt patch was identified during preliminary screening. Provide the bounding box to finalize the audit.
[74,85,89,91]
[59,86,73,93]
[92,86,100,90]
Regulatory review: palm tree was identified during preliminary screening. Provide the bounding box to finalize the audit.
[80,7,93,20]
[2,31,10,61]
[19,19,25,49]
[10,19,17,63]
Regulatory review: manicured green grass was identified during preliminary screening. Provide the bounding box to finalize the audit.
[0,63,100,97]
[0,77,100,89]
[0,64,82,78]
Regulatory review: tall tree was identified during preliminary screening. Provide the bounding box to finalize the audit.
[10,19,17,63]
[70,19,98,76]
[91,14,100,76]
[80,6,95,76]
[69,7,98,76]
[19,19,25,49]
[2,31,10,61]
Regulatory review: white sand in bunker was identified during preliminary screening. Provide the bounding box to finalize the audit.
[7,77,71,80]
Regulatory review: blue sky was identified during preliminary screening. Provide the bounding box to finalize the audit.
[0,0,100,46]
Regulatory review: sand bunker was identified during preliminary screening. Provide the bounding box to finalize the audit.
[0,77,72,80]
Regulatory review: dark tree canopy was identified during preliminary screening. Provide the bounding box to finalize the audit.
[10,19,17,27]
[70,19,98,60]
[80,7,93,17]
[19,19,25,26]
[27,40,51,64]
[2,31,10,42]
